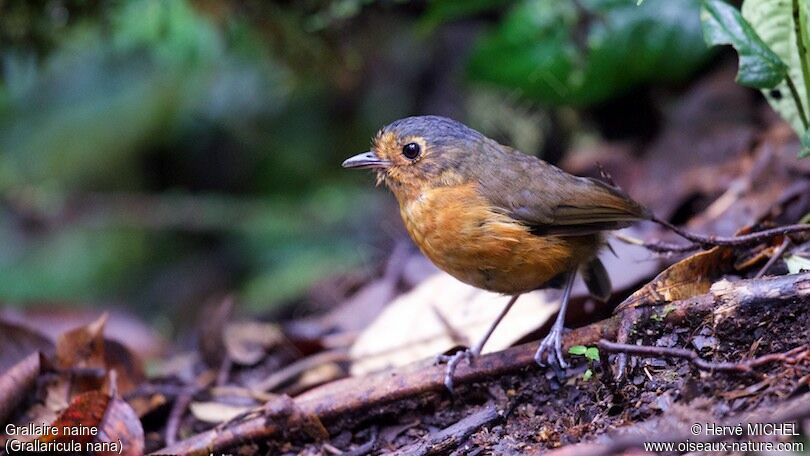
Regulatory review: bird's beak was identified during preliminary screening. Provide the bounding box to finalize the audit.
[341,151,390,169]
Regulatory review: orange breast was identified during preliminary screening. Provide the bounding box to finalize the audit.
[399,183,601,294]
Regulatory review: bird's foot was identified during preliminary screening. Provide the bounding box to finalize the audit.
[435,348,477,393]
[534,325,569,370]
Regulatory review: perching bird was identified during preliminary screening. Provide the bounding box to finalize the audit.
[342,115,649,391]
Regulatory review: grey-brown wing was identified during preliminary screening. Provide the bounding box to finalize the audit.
[474,145,649,236]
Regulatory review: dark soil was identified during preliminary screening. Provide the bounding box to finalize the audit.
[270,292,808,455]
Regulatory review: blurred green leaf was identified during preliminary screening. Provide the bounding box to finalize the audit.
[468,0,711,106]
[0,226,148,301]
[701,0,787,88]
[420,0,515,31]
[0,0,288,191]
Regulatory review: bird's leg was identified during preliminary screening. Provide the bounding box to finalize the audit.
[534,272,575,369]
[436,294,521,392]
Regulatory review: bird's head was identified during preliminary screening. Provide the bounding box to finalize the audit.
[342,116,490,200]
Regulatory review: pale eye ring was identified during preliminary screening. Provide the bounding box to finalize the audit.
[401,142,421,160]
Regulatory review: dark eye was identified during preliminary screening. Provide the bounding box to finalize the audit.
[401,142,421,160]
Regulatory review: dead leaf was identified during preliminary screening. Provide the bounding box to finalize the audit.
[42,390,109,446]
[614,246,736,313]
[0,307,164,360]
[349,273,560,376]
[94,394,144,456]
[43,388,144,456]
[0,319,54,372]
[785,254,810,274]
[223,321,284,366]
[198,296,234,368]
[189,401,254,424]
[0,352,42,423]
[55,314,108,370]
[102,339,145,395]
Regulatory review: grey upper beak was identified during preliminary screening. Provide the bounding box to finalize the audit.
[341,151,390,169]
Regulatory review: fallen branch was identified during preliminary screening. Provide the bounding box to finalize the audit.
[598,340,808,373]
[153,272,810,455]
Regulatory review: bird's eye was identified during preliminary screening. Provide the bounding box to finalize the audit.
[401,142,421,160]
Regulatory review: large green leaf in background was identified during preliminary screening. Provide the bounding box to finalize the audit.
[467,0,712,106]
[742,0,810,153]
[702,0,787,88]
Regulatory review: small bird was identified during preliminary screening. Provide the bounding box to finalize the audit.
[343,115,649,391]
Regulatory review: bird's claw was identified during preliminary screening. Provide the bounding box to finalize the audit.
[534,325,569,369]
[435,348,476,393]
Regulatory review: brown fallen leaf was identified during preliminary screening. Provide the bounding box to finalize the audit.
[198,296,234,368]
[102,339,145,395]
[0,352,42,423]
[0,307,164,360]
[0,319,54,372]
[614,246,736,313]
[51,313,145,396]
[56,314,108,371]
[42,387,145,456]
[42,390,109,446]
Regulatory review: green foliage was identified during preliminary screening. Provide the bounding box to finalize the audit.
[0,0,288,190]
[467,0,711,106]
[742,0,810,134]
[701,0,810,157]
[420,0,515,31]
[701,0,787,88]
[569,345,599,380]
[0,227,148,302]
[568,345,600,361]
[0,0,371,308]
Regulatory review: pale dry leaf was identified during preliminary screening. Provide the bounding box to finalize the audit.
[349,273,559,376]
[784,254,810,274]
[189,401,254,424]
[223,321,284,366]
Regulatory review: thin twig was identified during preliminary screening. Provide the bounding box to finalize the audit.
[252,349,350,393]
[754,237,791,278]
[165,386,196,447]
[652,216,810,248]
[614,234,701,254]
[598,340,808,373]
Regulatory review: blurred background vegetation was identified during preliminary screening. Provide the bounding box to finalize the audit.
[0,0,713,329]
